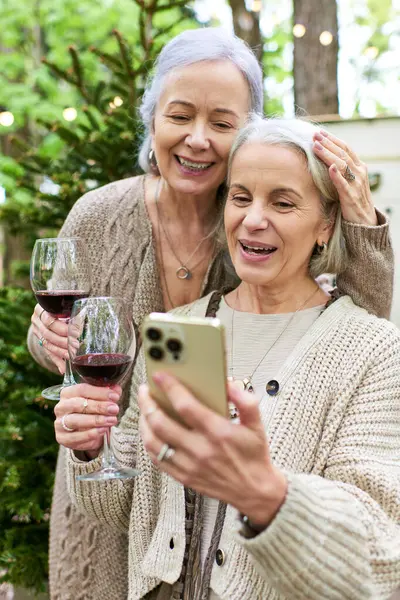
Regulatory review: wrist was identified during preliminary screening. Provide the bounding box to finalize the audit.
[241,466,288,531]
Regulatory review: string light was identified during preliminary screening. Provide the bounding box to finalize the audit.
[113,96,123,107]
[0,111,14,127]
[252,0,262,12]
[63,107,77,122]
[319,31,333,46]
[364,46,379,59]
[293,24,306,38]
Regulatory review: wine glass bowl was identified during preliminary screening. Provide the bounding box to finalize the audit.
[30,237,91,400]
[69,297,138,481]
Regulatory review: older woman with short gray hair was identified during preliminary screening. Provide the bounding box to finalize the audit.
[62,116,400,599]
[38,27,393,600]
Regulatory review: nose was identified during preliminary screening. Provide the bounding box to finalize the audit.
[185,120,210,151]
[243,203,268,231]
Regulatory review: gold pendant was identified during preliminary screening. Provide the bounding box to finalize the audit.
[176,266,192,280]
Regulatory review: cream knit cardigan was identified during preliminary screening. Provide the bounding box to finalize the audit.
[67,293,400,600]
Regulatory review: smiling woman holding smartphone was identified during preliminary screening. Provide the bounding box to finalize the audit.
[56,117,400,600]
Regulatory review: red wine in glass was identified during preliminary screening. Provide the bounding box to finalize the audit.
[30,237,91,401]
[69,297,138,481]
[35,290,88,319]
[72,353,132,387]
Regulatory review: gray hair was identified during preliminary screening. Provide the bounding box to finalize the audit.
[138,27,263,172]
[227,116,348,277]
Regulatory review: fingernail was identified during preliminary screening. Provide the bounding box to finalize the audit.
[153,372,167,385]
[106,417,117,425]
[331,164,338,172]
[314,132,323,141]
[108,392,120,402]
[314,141,323,151]
[107,404,119,414]
[320,129,329,137]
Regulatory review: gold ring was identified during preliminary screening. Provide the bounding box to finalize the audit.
[39,308,46,322]
[343,164,356,182]
[82,398,89,414]
[47,318,57,331]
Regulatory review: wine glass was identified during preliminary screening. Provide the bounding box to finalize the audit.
[68,296,139,481]
[30,237,91,401]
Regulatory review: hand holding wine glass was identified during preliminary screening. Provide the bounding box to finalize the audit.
[65,296,139,480]
[30,237,91,400]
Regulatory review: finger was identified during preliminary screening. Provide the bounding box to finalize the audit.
[32,306,69,337]
[54,395,120,418]
[313,140,349,174]
[152,372,224,433]
[55,413,118,431]
[227,382,262,431]
[55,426,109,451]
[319,129,361,165]
[59,383,121,402]
[314,133,356,170]
[142,395,198,454]
[31,318,69,351]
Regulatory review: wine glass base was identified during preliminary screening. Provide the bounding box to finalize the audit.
[76,466,140,481]
[41,384,64,401]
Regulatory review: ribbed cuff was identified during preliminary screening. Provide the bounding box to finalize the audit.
[342,209,390,253]
[234,472,372,599]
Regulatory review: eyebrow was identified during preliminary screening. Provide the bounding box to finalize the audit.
[166,100,240,119]
[229,183,303,200]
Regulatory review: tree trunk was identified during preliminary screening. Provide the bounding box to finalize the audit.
[227,0,263,64]
[293,0,339,116]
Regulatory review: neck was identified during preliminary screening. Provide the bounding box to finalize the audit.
[155,176,220,230]
[229,276,328,315]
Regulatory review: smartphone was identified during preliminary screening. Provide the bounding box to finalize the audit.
[141,312,228,423]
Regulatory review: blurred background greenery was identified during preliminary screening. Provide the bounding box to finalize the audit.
[0,0,398,594]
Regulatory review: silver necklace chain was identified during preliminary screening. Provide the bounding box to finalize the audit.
[154,177,220,280]
[230,285,320,392]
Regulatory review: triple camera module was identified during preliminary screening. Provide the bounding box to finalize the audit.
[146,327,183,361]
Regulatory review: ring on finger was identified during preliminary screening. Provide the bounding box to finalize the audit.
[157,443,175,463]
[47,317,57,331]
[61,414,75,432]
[343,163,356,182]
[82,398,89,414]
[39,308,46,322]
[38,336,47,347]
[144,406,157,419]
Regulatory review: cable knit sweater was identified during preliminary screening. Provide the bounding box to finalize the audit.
[27,175,394,600]
[67,293,400,600]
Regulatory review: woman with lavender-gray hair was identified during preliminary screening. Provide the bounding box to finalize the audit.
[29,26,393,600]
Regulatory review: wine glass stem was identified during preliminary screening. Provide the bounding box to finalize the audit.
[102,428,116,470]
[62,359,75,387]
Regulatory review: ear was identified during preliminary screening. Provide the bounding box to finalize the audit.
[317,215,335,246]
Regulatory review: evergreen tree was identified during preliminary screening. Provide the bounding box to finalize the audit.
[0,0,198,592]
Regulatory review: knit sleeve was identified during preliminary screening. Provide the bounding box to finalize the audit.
[336,209,393,318]
[65,349,147,532]
[234,327,400,599]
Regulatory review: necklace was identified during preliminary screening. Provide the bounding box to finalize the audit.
[154,177,220,280]
[229,285,320,393]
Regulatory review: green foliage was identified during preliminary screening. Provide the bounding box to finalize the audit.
[0,288,59,593]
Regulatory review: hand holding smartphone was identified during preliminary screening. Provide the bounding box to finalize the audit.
[141,313,228,424]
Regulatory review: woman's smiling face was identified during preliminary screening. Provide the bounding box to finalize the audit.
[152,60,250,197]
[225,142,332,288]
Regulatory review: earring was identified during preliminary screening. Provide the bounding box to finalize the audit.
[148,149,158,172]
[317,241,328,254]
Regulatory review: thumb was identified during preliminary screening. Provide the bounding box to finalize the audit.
[228,381,261,430]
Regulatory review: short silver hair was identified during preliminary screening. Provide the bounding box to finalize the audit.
[138,27,263,172]
[227,116,348,277]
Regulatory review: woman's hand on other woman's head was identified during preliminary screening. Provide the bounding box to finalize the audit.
[138,374,287,530]
[313,130,377,226]
[54,383,121,456]
[31,304,69,374]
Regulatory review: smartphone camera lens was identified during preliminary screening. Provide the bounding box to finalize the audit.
[147,327,162,341]
[148,346,164,361]
[166,338,182,353]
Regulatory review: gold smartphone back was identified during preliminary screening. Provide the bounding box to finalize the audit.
[141,312,228,423]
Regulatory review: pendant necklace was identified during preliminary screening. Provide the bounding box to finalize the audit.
[154,177,220,280]
[229,285,320,394]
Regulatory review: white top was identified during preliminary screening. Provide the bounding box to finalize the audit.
[203,297,324,599]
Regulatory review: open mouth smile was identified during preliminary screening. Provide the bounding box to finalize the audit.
[176,155,215,172]
[239,240,277,256]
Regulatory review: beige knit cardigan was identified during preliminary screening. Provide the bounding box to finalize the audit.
[67,293,400,600]
[27,175,394,600]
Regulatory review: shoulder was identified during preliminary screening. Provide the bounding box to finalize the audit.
[70,175,145,216]
[169,292,216,318]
